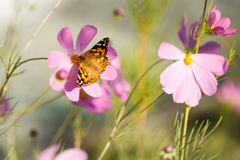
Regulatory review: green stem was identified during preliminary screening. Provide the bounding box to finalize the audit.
[195,0,208,54]
[15,57,48,68]
[180,104,191,160]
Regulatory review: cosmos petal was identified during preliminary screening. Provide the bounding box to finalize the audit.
[76,25,97,54]
[48,51,71,68]
[65,88,80,101]
[160,60,186,94]
[172,66,188,104]
[212,26,225,35]
[222,28,236,36]
[216,18,231,29]
[110,57,121,70]
[64,65,79,92]
[55,149,88,160]
[57,27,74,55]
[158,42,185,60]
[185,67,201,107]
[49,63,72,91]
[191,63,217,96]
[38,145,59,160]
[198,42,221,54]
[108,46,117,60]
[83,83,102,98]
[207,12,216,28]
[100,65,117,80]
[178,14,188,49]
[191,54,227,76]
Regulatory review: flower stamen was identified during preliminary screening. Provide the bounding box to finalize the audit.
[184,56,193,65]
[71,54,81,65]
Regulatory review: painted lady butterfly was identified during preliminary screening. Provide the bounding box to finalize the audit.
[77,37,109,88]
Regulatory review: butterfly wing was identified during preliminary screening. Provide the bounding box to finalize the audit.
[77,37,109,88]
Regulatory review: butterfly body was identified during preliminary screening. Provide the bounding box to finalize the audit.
[77,37,110,88]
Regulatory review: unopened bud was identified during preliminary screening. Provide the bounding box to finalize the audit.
[56,69,68,81]
[114,7,125,19]
[29,129,38,138]
[165,144,174,153]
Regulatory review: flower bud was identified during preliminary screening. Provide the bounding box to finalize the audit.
[29,129,38,138]
[165,144,174,153]
[56,69,68,81]
[114,7,125,19]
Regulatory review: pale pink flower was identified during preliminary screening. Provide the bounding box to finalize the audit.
[158,42,227,107]
[178,14,221,54]
[48,25,117,101]
[108,57,130,101]
[38,145,88,160]
[207,6,236,36]
[74,81,112,114]
[217,79,240,115]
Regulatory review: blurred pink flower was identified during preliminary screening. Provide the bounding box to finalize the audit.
[207,6,236,36]
[48,25,117,101]
[217,79,240,114]
[0,96,10,116]
[158,42,227,107]
[74,81,112,114]
[114,7,125,19]
[38,145,88,160]
[108,57,130,101]
[178,14,221,54]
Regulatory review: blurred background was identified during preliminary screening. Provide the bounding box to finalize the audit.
[0,0,240,159]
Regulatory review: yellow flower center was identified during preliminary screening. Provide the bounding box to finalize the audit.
[71,54,81,65]
[184,56,193,65]
[80,90,89,100]
[211,25,215,29]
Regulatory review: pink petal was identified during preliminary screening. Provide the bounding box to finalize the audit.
[191,54,227,76]
[216,18,231,29]
[38,145,59,160]
[172,67,188,104]
[100,65,117,80]
[160,60,186,94]
[158,42,185,60]
[108,46,117,60]
[64,65,79,92]
[50,64,72,91]
[198,42,221,54]
[110,57,121,70]
[212,26,225,35]
[55,148,88,160]
[212,9,221,26]
[48,51,71,68]
[191,63,217,96]
[65,88,80,101]
[207,12,216,28]
[222,28,236,36]
[83,83,102,98]
[76,25,97,54]
[178,14,187,49]
[57,27,74,55]
[185,67,201,107]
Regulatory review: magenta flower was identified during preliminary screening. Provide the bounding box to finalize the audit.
[178,14,221,54]
[48,25,117,101]
[207,6,236,36]
[38,145,88,160]
[74,81,112,114]
[158,42,227,107]
[108,57,130,101]
[217,79,240,115]
[0,96,10,116]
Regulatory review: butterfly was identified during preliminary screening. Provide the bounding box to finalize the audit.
[77,37,110,88]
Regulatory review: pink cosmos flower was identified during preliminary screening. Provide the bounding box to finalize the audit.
[178,14,221,54]
[38,144,88,160]
[158,42,227,107]
[74,81,112,114]
[207,6,236,36]
[108,57,130,101]
[48,25,117,101]
[217,79,240,115]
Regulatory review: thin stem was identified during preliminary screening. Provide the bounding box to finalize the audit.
[19,0,64,58]
[0,87,51,137]
[229,53,240,65]
[97,59,165,160]
[15,57,48,68]
[74,108,82,148]
[107,19,118,39]
[195,0,208,54]
[49,109,75,146]
[180,104,191,160]
[206,0,214,18]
